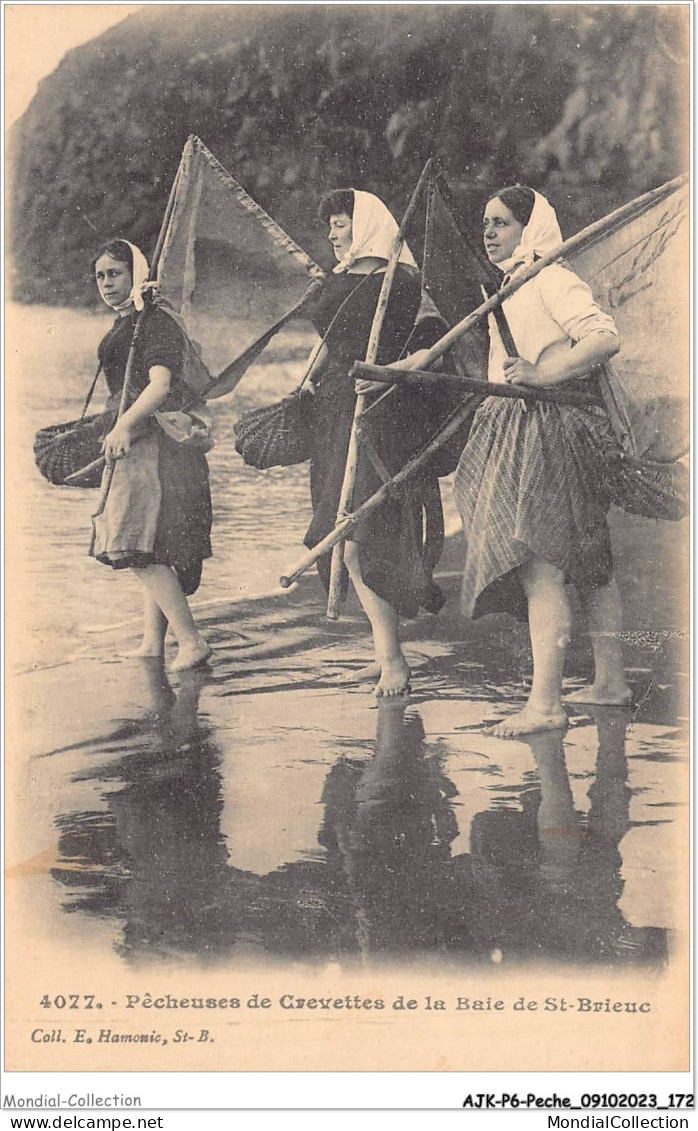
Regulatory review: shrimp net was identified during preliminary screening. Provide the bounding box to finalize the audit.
[570,179,689,463]
[155,135,325,399]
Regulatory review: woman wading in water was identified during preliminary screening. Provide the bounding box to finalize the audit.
[304,189,447,697]
[454,186,631,737]
[90,240,213,671]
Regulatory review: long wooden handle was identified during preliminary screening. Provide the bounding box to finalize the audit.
[91,313,148,517]
[325,160,433,619]
[325,389,368,618]
[91,161,189,515]
[91,463,116,517]
[279,349,606,588]
[282,173,687,593]
[351,362,601,405]
[206,279,324,400]
[413,173,687,371]
[65,455,106,484]
[280,395,477,589]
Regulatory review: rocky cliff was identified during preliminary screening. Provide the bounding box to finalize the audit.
[9,4,688,305]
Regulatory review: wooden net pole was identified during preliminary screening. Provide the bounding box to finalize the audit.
[351,362,602,405]
[280,395,477,589]
[91,156,185,513]
[279,173,687,587]
[325,159,434,619]
[412,174,687,372]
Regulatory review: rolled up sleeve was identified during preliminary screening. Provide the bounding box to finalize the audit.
[538,265,619,343]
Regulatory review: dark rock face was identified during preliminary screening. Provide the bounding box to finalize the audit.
[8,5,688,306]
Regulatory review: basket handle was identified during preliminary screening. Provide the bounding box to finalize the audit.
[296,269,380,393]
[79,362,104,420]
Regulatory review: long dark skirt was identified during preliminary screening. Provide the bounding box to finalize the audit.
[304,367,445,618]
[453,397,614,620]
[90,428,212,597]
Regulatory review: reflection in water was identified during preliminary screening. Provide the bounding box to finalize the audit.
[52,664,231,962]
[318,703,469,958]
[467,710,666,964]
[51,681,668,967]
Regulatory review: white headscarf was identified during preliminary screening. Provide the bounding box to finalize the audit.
[109,240,150,312]
[498,190,562,275]
[333,189,418,274]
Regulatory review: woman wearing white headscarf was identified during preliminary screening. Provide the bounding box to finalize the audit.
[90,239,212,670]
[304,189,448,696]
[454,186,630,736]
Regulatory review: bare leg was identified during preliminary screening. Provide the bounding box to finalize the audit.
[487,556,569,737]
[125,571,168,657]
[565,579,631,705]
[344,542,410,696]
[138,565,211,672]
[137,656,176,715]
[526,730,582,875]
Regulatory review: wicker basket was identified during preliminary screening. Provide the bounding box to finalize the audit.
[34,414,107,488]
[234,389,312,469]
[608,451,689,521]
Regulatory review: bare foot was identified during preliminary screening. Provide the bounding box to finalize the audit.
[334,661,381,685]
[485,708,568,738]
[375,657,411,698]
[123,642,165,659]
[169,639,213,673]
[564,684,632,706]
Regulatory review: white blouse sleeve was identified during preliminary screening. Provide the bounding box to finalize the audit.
[537,264,619,343]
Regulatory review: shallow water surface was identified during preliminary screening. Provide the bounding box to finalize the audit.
[9,587,687,971]
[10,303,315,669]
[7,303,688,975]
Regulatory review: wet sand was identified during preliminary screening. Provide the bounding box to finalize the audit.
[5,301,690,1072]
[7,510,688,974]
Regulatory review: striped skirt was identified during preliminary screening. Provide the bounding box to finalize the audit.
[453,397,615,620]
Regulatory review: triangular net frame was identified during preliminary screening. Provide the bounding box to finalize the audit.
[281,172,689,593]
[569,180,689,462]
[156,135,325,398]
[324,160,500,616]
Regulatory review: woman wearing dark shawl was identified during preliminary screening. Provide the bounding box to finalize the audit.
[304,189,447,696]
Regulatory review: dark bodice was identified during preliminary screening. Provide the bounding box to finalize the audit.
[303,264,450,617]
[308,268,443,373]
[98,305,189,411]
